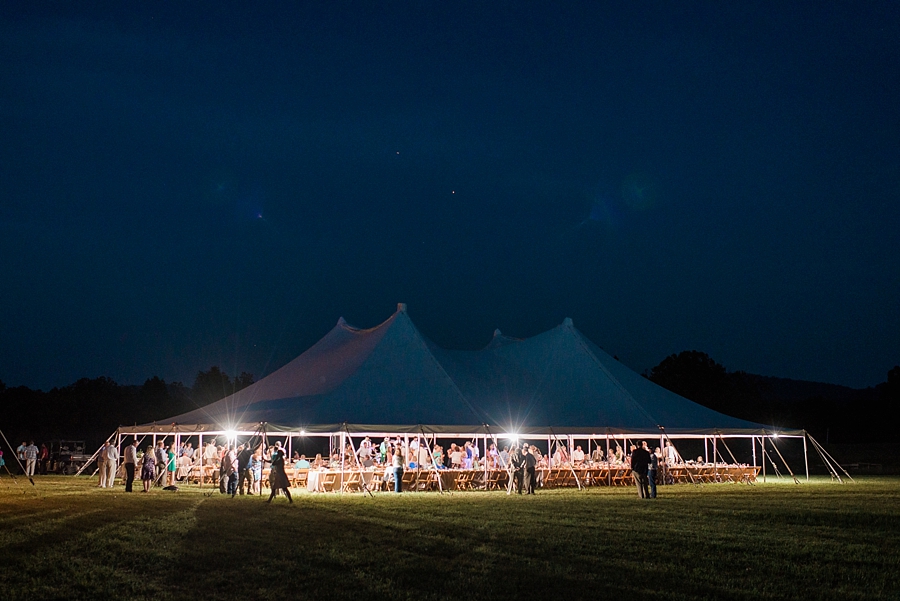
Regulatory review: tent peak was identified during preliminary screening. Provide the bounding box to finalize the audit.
[397,302,407,313]
[563,317,573,327]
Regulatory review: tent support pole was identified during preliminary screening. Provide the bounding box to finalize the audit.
[421,426,444,495]
[198,434,202,490]
[752,436,757,469]
[803,432,809,482]
[766,432,799,484]
[807,432,854,483]
[759,437,765,482]
[342,425,374,498]
[339,430,345,495]
[74,430,118,477]
[713,437,718,481]
[606,432,611,487]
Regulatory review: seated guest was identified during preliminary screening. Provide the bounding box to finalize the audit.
[592,447,605,463]
[294,454,311,469]
[450,446,463,468]
[572,445,585,465]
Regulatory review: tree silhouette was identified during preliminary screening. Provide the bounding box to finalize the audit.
[191,366,254,406]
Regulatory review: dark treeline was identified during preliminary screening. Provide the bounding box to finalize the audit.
[0,367,253,450]
[646,351,900,444]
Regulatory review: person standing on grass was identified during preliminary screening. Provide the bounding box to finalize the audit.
[17,442,26,472]
[24,441,38,476]
[392,446,404,493]
[154,441,167,486]
[630,442,651,499]
[104,442,119,488]
[221,445,238,496]
[122,440,138,492]
[648,447,661,498]
[166,444,177,486]
[39,443,49,475]
[267,444,293,503]
[508,444,524,494]
[249,447,262,495]
[237,443,253,495]
[523,444,537,494]
[140,445,155,492]
[97,441,108,487]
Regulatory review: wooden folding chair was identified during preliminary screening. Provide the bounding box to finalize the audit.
[341,470,363,492]
[321,471,339,492]
[293,468,309,488]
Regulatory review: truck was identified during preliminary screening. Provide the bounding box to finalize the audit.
[51,440,92,474]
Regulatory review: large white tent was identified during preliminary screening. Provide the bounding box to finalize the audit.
[115,304,822,483]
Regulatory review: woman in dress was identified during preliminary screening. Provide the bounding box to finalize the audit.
[267,446,293,503]
[166,444,177,486]
[140,445,155,492]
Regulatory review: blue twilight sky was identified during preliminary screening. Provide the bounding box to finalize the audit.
[1,2,898,391]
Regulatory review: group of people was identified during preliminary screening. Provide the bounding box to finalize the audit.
[627,441,662,499]
[13,441,49,476]
[89,434,688,498]
[93,438,296,503]
[95,439,190,492]
[215,440,292,503]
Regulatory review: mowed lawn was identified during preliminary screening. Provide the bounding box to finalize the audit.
[0,476,898,601]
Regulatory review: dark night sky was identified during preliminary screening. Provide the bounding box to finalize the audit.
[2,2,898,391]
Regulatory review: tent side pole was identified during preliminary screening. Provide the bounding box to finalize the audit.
[339,430,345,495]
[198,434,202,490]
[606,433,611,487]
[713,437,718,481]
[752,436,757,469]
[761,437,766,483]
[803,432,809,482]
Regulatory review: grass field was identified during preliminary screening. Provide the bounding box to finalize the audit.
[0,476,898,601]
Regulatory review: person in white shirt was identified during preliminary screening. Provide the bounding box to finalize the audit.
[104,443,120,488]
[665,441,680,466]
[572,445,586,465]
[97,442,108,487]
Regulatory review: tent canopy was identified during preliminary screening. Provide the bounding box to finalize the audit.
[123,304,793,436]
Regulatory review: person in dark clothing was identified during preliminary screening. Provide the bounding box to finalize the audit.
[629,442,652,499]
[648,447,660,498]
[267,446,293,503]
[523,444,537,494]
[508,446,524,494]
[237,443,253,495]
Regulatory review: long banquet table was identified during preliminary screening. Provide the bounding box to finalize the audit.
[279,463,761,493]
